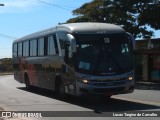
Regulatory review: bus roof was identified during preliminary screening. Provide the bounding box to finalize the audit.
[57,22,124,33]
[14,22,124,43]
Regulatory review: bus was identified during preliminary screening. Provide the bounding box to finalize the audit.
[12,22,135,98]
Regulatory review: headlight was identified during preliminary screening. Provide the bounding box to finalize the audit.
[77,77,91,84]
[82,79,89,84]
[128,77,133,80]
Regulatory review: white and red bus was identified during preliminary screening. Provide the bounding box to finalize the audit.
[13,22,135,98]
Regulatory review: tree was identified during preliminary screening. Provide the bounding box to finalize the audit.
[138,0,160,30]
[67,0,160,39]
[0,58,13,72]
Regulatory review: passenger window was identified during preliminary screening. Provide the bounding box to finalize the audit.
[44,37,48,56]
[53,35,59,54]
[57,32,69,49]
[38,38,44,56]
[48,36,56,55]
[18,42,22,57]
[30,39,37,56]
[13,43,18,57]
[23,41,29,57]
[57,32,72,64]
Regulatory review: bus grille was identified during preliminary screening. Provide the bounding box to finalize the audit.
[94,87,125,93]
[92,81,126,87]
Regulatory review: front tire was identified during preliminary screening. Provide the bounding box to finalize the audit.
[25,75,31,90]
[56,81,66,98]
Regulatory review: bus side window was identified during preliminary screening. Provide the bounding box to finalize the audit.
[57,32,69,57]
[30,39,37,56]
[38,38,44,56]
[54,35,59,54]
[48,35,56,55]
[13,43,18,57]
[57,32,72,64]
[18,42,22,57]
[57,32,68,49]
[44,37,48,56]
[23,41,29,57]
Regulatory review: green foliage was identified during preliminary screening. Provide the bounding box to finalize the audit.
[0,58,13,72]
[138,0,160,30]
[67,0,160,39]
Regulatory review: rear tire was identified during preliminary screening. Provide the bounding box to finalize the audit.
[25,75,31,90]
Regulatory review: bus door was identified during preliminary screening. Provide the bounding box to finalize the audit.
[57,32,76,95]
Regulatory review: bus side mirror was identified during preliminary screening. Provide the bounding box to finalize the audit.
[67,34,77,52]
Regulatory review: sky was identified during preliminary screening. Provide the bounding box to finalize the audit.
[0,0,160,58]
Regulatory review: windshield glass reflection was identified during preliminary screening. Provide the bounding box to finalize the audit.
[75,33,133,75]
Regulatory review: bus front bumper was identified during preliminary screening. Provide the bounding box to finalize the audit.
[76,80,135,97]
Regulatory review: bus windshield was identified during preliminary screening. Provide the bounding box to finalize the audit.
[75,33,133,75]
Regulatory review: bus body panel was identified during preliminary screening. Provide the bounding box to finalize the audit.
[13,55,64,90]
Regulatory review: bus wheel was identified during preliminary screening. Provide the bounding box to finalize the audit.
[25,75,31,90]
[57,81,66,98]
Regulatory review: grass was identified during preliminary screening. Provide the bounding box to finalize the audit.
[0,72,13,76]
